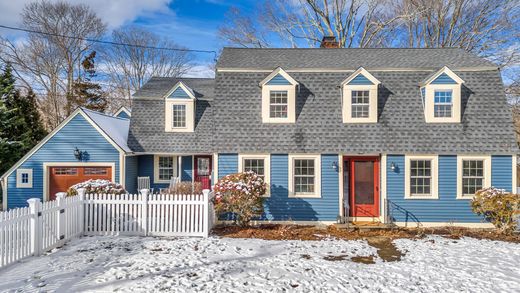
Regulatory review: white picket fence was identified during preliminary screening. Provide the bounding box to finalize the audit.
[0,189,213,268]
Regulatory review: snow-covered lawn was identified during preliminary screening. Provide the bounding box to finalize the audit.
[0,235,519,292]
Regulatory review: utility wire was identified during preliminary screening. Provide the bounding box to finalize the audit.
[0,24,217,60]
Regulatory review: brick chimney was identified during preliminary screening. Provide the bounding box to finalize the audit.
[320,36,339,48]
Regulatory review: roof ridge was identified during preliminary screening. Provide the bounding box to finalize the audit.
[222,47,464,50]
[81,107,129,121]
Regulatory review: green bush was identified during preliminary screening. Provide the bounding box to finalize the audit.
[213,171,267,226]
[471,187,520,234]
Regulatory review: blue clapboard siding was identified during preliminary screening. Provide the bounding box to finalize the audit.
[264,154,339,221]
[6,114,121,209]
[347,74,374,85]
[116,111,130,119]
[181,155,193,182]
[431,73,457,84]
[168,87,191,99]
[125,156,138,194]
[217,154,340,221]
[218,154,238,178]
[385,155,512,224]
[266,73,292,85]
[491,155,512,191]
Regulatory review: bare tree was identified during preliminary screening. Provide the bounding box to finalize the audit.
[0,1,106,128]
[102,26,192,107]
[219,0,402,48]
[392,0,519,59]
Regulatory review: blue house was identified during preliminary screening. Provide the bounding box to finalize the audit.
[1,44,517,228]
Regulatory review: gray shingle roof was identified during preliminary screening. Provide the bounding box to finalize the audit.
[127,49,516,155]
[217,48,497,70]
[133,77,215,99]
[211,70,516,154]
[128,78,214,153]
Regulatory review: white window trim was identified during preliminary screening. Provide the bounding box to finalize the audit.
[165,100,194,132]
[238,154,271,197]
[457,155,491,200]
[424,84,461,123]
[262,85,296,123]
[342,85,378,123]
[405,155,439,199]
[288,154,321,198]
[171,104,187,129]
[16,169,33,188]
[433,89,453,118]
[154,155,179,184]
[260,68,298,124]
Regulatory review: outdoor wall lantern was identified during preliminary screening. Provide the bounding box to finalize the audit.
[74,147,83,161]
[390,162,396,171]
[332,161,338,171]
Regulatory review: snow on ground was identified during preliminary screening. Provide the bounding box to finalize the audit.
[0,235,519,292]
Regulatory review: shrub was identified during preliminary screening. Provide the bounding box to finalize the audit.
[162,181,203,195]
[471,187,520,234]
[67,179,126,196]
[213,171,267,226]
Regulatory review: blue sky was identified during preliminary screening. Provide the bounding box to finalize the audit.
[0,0,258,77]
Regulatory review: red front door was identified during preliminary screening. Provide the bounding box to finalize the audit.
[345,156,380,217]
[194,155,212,190]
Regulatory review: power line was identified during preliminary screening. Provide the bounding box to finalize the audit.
[0,24,217,59]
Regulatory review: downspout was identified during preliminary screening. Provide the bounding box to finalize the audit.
[1,177,7,211]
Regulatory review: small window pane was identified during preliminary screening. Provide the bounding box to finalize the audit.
[351,90,370,118]
[172,104,186,128]
[84,168,108,175]
[294,159,315,194]
[21,173,29,183]
[269,91,288,118]
[462,159,484,196]
[434,90,453,118]
[244,159,265,179]
[158,156,175,181]
[410,159,432,196]
[54,168,78,175]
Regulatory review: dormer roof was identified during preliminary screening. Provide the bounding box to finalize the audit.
[420,66,464,86]
[165,81,196,100]
[259,67,298,87]
[341,67,381,86]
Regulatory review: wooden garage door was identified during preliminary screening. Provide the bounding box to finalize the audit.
[49,166,112,201]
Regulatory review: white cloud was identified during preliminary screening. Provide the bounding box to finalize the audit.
[0,0,172,29]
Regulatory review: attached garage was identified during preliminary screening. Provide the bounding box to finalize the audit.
[47,165,114,201]
[1,108,131,210]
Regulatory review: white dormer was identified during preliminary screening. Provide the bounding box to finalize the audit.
[259,67,299,123]
[341,67,380,123]
[164,81,196,132]
[420,66,464,123]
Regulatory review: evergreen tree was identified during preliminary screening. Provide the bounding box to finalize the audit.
[72,51,107,112]
[0,64,47,176]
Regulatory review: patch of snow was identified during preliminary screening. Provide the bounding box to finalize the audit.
[0,236,518,292]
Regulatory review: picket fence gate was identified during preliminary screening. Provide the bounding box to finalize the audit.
[0,189,214,268]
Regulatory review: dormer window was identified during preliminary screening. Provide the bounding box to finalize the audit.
[420,66,464,123]
[260,67,298,123]
[164,81,195,132]
[342,67,380,123]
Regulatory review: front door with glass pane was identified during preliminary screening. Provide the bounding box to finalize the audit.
[194,155,212,190]
[345,157,380,217]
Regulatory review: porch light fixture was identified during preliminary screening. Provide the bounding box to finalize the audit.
[390,162,396,171]
[332,161,338,171]
[74,147,82,161]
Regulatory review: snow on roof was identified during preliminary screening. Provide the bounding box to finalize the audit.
[81,108,131,153]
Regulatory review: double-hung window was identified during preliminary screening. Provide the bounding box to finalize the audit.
[269,91,288,118]
[154,156,178,183]
[461,160,484,196]
[405,156,438,199]
[434,90,453,118]
[351,90,370,118]
[410,160,431,196]
[239,154,270,196]
[456,156,490,199]
[172,104,186,128]
[289,155,321,198]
